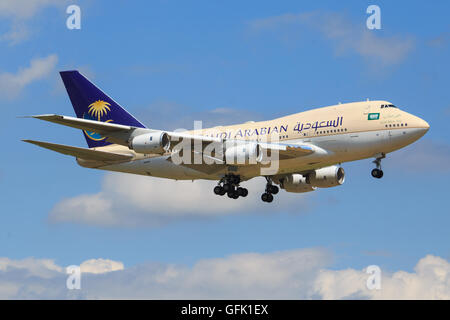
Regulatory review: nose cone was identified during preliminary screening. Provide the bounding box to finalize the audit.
[407,115,430,142]
[415,117,430,134]
[422,119,430,131]
[390,111,430,150]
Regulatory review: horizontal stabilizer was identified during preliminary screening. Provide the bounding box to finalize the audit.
[23,140,133,162]
[30,114,133,132]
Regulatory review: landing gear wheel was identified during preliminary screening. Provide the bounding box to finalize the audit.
[237,187,248,197]
[214,186,224,195]
[268,185,279,194]
[261,193,273,203]
[229,191,239,199]
[227,189,239,199]
[216,174,245,200]
[371,168,383,179]
[371,153,385,179]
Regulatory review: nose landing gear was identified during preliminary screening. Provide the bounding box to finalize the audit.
[371,153,385,179]
[261,177,279,203]
[213,174,248,199]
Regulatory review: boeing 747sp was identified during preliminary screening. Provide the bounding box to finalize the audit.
[24,71,429,202]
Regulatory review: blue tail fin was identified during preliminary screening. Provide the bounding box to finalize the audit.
[60,70,146,148]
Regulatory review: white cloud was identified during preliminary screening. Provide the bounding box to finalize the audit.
[0,257,63,278]
[248,12,414,66]
[0,0,63,19]
[80,259,124,274]
[0,0,68,44]
[0,256,124,299]
[0,250,449,299]
[0,248,331,299]
[0,22,30,45]
[315,255,450,299]
[0,54,58,99]
[49,174,312,228]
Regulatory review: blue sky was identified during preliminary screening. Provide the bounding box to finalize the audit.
[0,0,449,299]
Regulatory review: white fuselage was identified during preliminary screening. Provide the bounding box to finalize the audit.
[91,101,429,181]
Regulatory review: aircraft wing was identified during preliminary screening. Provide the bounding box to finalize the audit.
[23,140,133,162]
[258,142,314,159]
[29,114,150,146]
[29,114,320,160]
[166,138,317,168]
[168,133,315,158]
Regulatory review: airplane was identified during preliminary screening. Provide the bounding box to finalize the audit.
[23,70,430,203]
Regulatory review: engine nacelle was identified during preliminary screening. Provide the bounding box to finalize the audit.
[224,142,262,165]
[278,174,316,193]
[306,165,345,188]
[129,131,170,154]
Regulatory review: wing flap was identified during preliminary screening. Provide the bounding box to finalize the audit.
[258,142,314,160]
[23,140,133,162]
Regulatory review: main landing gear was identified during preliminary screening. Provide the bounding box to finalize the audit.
[261,177,279,203]
[371,153,385,179]
[213,175,279,202]
[213,174,248,199]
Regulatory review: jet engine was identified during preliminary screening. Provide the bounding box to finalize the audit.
[278,174,316,193]
[129,131,170,154]
[306,165,345,188]
[224,142,262,165]
[276,165,345,193]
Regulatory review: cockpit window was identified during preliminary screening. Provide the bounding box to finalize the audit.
[381,104,398,109]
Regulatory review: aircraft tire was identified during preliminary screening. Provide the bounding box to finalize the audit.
[262,193,273,202]
[214,186,223,195]
[371,168,383,179]
[269,185,279,194]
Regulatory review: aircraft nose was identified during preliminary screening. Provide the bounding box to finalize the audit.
[407,115,430,141]
[417,117,430,132]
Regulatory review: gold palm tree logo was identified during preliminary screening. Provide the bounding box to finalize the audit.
[88,100,111,121]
